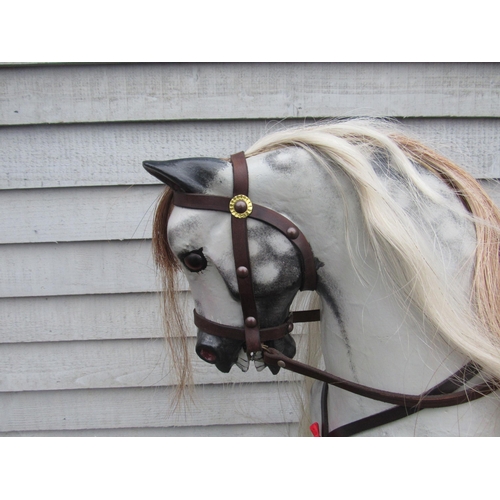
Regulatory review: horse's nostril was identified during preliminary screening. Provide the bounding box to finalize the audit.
[199,348,217,363]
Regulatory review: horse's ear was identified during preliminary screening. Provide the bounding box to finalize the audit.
[143,157,227,193]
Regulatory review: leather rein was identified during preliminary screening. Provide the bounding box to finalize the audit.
[173,152,499,436]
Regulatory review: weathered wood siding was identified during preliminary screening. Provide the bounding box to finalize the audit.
[1,63,499,436]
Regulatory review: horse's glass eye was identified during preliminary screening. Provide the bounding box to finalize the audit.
[183,250,207,272]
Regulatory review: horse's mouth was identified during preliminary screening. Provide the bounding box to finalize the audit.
[233,347,272,373]
[195,331,296,374]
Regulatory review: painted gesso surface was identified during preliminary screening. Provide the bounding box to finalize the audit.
[1,63,499,436]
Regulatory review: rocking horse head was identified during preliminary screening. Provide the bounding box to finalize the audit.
[145,120,500,435]
[143,148,321,373]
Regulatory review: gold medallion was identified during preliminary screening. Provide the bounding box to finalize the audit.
[229,194,253,218]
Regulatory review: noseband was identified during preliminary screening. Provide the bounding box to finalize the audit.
[172,152,499,436]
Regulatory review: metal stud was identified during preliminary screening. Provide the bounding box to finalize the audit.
[286,227,299,239]
[234,200,247,213]
[245,316,257,328]
[236,266,249,278]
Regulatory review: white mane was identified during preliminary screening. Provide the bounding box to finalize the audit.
[245,120,500,382]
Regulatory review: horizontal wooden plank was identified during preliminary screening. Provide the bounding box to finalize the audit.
[2,63,500,126]
[3,176,499,247]
[0,63,50,66]
[0,63,113,67]
[1,118,499,191]
[478,179,500,206]
[0,292,169,342]
[404,119,500,179]
[0,120,267,190]
[0,337,303,392]
[0,382,301,432]
[0,185,163,244]
[0,422,299,437]
[0,240,169,298]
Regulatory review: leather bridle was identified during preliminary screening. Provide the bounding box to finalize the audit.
[173,151,320,354]
[172,152,499,436]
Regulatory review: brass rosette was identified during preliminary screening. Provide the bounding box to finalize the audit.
[229,194,253,218]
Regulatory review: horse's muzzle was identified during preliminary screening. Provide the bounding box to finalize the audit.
[195,329,296,374]
[195,330,243,373]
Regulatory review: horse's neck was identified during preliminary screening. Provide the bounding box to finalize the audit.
[310,232,500,436]
[318,276,469,395]
[300,168,466,385]
[299,165,500,436]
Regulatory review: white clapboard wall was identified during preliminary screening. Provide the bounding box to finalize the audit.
[1,63,499,436]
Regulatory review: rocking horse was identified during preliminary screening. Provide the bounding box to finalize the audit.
[143,120,500,436]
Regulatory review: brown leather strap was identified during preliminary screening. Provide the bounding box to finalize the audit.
[193,309,321,342]
[292,309,321,323]
[230,152,261,353]
[250,204,317,290]
[262,346,499,409]
[232,151,249,194]
[320,382,330,437]
[324,362,481,436]
[173,192,229,212]
[194,309,293,342]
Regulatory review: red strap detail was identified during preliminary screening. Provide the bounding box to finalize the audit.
[310,422,320,437]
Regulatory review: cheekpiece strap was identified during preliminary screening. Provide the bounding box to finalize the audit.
[230,152,261,353]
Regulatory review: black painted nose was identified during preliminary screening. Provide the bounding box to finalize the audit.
[195,331,243,373]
